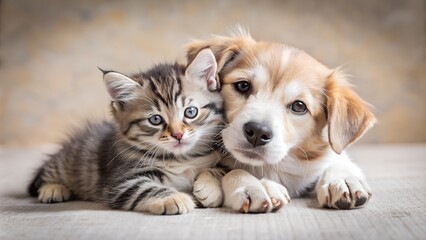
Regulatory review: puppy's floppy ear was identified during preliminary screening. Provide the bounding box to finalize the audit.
[326,70,376,154]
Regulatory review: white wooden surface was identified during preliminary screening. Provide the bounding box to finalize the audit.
[1,144,425,240]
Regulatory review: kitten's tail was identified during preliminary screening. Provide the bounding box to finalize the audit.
[28,167,45,197]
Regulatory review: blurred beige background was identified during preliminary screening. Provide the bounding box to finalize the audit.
[0,0,425,146]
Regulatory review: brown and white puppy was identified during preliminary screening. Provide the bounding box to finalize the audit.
[187,32,376,213]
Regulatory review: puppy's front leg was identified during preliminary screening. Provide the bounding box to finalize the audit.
[316,157,372,210]
[222,169,290,213]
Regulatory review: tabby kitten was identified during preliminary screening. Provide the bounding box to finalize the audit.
[28,49,225,215]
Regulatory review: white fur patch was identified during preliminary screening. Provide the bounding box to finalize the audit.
[284,80,315,112]
[284,80,303,101]
[253,65,269,85]
[281,48,292,68]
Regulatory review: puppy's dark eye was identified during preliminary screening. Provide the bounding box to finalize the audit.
[233,81,251,93]
[184,106,198,119]
[148,115,163,125]
[290,100,308,115]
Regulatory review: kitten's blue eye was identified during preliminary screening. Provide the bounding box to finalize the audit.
[184,106,198,119]
[148,115,163,125]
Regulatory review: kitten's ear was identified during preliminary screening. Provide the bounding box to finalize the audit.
[186,48,218,91]
[326,70,376,154]
[100,69,139,102]
[186,35,254,90]
[186,31,254,71]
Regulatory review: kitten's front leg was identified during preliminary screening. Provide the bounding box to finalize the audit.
[110,177,195,215]
[222,169,290,213]
[316,158,372,210]
[193,168,225,208]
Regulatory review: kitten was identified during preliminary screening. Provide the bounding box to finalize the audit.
[28,49,225,215]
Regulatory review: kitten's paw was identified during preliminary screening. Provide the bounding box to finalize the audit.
[149,193,195,215]
[317,177,372,210]
[38,183,71,203]
[260,178,291,211]
[193,171,223,208]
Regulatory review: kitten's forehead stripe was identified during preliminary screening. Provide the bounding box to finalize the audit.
[148,78,169,107]
[153,99,161,112]
[181,96,186,107]
[174,73,182,103]
[140,63,185,109]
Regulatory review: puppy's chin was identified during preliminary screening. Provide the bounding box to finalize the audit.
[230,149,267,166]
[231,149,278,166]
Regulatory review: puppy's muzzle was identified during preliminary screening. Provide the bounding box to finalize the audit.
[243,122,273,147]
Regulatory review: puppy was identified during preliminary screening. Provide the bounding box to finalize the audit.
[188,31,376,213]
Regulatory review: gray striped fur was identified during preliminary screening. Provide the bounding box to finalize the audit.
[29,61,225,214]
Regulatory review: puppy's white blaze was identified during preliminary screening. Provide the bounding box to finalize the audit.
[252,65,269,85]
[104,72,139,102]
[245,95,281,123]
[284,80,303,102]
[281,48,292,68]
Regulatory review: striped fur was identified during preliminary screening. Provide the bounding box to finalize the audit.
[28,52,225,215]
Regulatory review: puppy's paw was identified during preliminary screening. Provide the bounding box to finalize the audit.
[222,170,280,213]
[193,171,223,208]
[225,185,272,213]
[38,183,71,203]
[148,193,195,215]
[260,178,291,211]
[317,177,372,210]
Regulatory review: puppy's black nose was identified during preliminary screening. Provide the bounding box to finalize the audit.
[243,122,273,147]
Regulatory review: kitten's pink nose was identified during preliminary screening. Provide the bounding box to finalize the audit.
[172,132,183,141]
